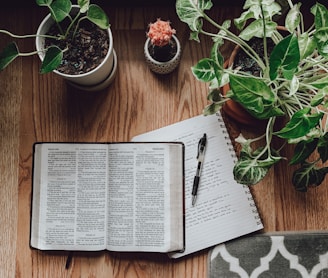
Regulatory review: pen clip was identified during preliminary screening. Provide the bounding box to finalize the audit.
[196,133,207,160]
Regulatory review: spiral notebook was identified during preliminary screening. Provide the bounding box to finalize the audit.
[132,113,263,258]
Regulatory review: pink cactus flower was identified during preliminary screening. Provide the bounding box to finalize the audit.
[147,19,176,47]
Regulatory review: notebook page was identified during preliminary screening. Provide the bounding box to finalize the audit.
[132,114,263,258]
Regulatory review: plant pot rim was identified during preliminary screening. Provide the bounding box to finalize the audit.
[221,35,292,126]
[228,25,287,68]
[144,34,181,65]
[222,60,265,126]
[221,26,288,126]
[35,5,114,80]
[67,49,117,92]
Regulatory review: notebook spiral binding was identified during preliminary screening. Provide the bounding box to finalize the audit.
[216,112,237,163]
[217,112,263,227]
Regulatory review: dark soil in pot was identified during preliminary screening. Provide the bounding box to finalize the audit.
[45,19,109,75]
[233,37,275,76]
[221,37,275,127]
[147,39,177,62]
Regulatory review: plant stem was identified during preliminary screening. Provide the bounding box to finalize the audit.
[0,30,58,40]
[201,13,266,70]
[18,50,40,57]
[264,117,275,158]
[66,12,82,39]
[260,3,269,72]
[246,133,266,144]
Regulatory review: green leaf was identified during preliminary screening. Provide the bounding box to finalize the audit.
[274,108,324,139]
[78,0,89,13]
[36,0,53,6]
[243,0,281,20]
[207,88,222,102]
[310,88,328,107]
[255,155,282,168]
[312,3,328,57]
[289,138,318,165]
[234,9,255,30]
[243,0,276,9]
[289,75,299,96]
[191,58,218,82]
[292,163,328,192]
[209,42,224,84]
[219,20,231,35]
[314,27,328,58]
[50,0,72,23]
[233,159,270,185]
[232,145,280,186]
[219,72,229,87]
[269,34,300,80]
[318,133,328,163]
[87,4,109,29]
[203,102,222,116]
[314,3,328,30]
[40,45,63,73]
[298,33,316,60]
[310,75,328,89]
[229,75,284,119]
[246,5,262,19]
[210,41,224,66]
[287,128,321,144]
[239,19,277,41]
[0,42,19,71]
[285,3,301,33]
[260,2,281,19]
[176,0,212,35]
[189,30,200,42]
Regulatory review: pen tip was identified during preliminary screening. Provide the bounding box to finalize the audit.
[192,195,197,206]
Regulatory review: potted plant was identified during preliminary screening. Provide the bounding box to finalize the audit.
[176,0,328,192]
[0,0,117,91]
[144,18,182,74]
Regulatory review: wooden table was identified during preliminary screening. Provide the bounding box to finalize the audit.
[1,3,327,278]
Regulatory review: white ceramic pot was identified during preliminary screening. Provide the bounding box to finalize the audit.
[36,6,117,91]
[144,34,182,74]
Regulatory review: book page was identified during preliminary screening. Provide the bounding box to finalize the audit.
[132,114,263,258]
[31,143,108,251]
[105,143,184,253]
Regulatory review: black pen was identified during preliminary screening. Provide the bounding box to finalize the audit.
[192,133,207,206]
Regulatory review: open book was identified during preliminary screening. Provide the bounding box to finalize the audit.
[30,142,185,253]
[132,114,263,258]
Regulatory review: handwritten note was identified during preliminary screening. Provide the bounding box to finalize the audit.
[132,113,263,258]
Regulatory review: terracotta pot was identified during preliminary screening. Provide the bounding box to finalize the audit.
[222,27,287,126]
[144,35,182,74]
[221,53,266,126]
[35,5,117,91]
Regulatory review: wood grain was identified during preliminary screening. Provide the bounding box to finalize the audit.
[1,4,328,278]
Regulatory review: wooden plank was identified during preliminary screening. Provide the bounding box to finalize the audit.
[0,3,327,278]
